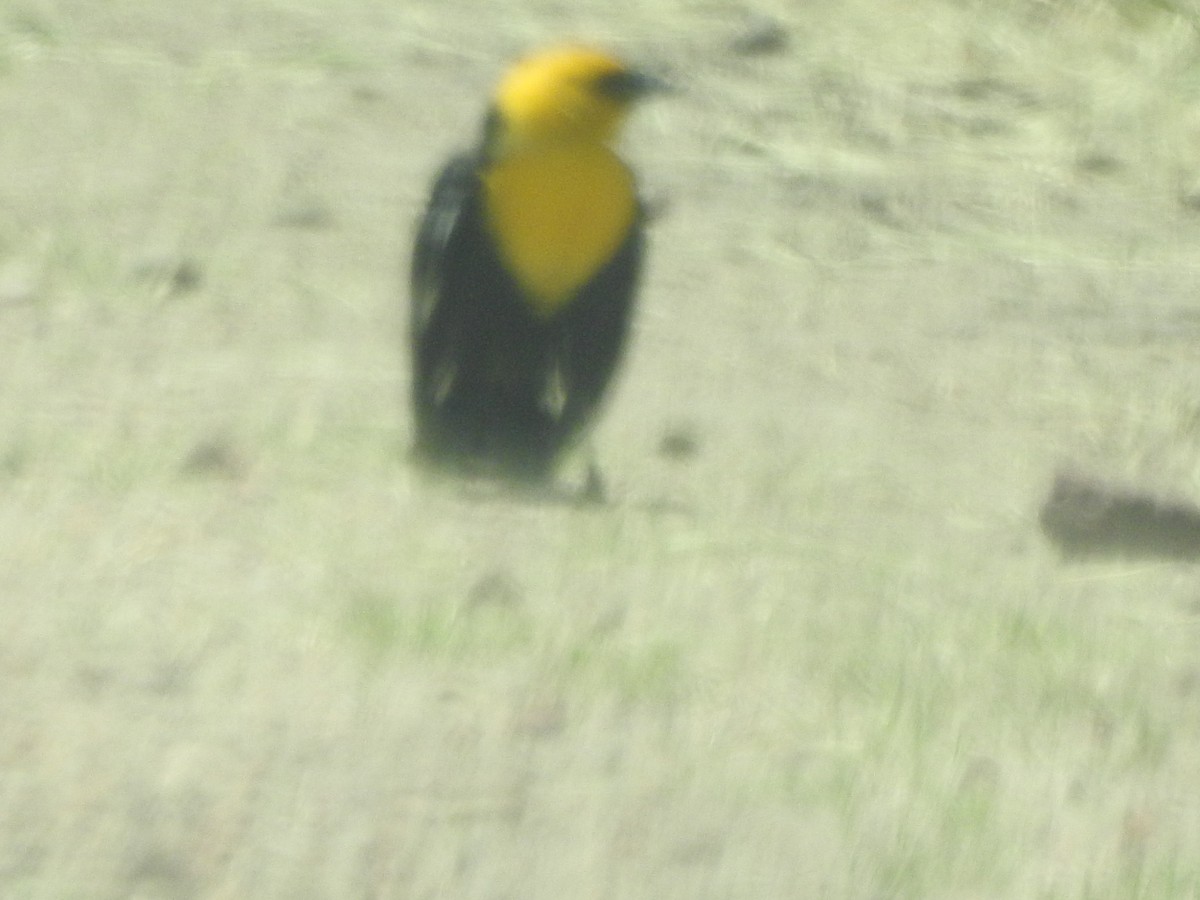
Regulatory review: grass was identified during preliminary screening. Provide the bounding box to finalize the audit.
[3,0,1200,896]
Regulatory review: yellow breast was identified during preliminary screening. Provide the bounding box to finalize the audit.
[482,144,636,317]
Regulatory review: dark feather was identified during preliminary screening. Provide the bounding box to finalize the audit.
[409,153,643,481]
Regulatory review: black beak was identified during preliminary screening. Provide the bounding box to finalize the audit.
[595,68,674,102]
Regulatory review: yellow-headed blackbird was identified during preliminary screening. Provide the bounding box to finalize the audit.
[409,46,664,483]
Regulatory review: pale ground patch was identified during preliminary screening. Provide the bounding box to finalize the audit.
[2,0,1200,897]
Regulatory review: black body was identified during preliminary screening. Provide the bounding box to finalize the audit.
[409,153,644,481]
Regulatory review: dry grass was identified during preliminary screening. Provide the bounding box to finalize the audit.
[3,0,1200,896]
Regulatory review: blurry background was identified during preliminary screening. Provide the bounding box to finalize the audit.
[2,0,1200,896]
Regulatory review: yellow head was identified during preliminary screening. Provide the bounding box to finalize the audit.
[486,46,663,156]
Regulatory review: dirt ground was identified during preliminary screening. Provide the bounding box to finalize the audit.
[3,0,1200,897]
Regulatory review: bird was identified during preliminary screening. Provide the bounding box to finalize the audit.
[408,45,666,491]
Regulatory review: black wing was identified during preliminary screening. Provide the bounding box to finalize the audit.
[409,153,562,475]
[550,214,644,444]
[409,153,480,416]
